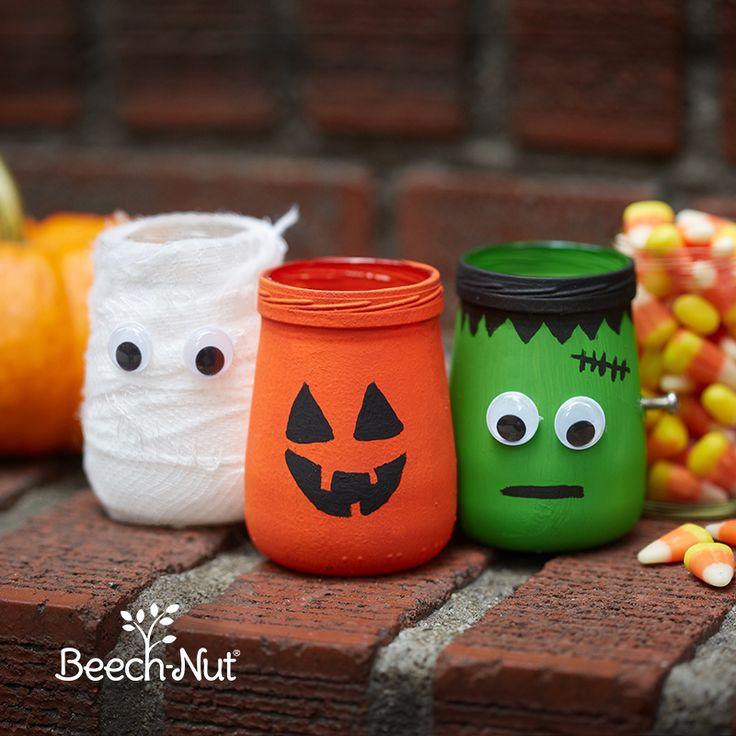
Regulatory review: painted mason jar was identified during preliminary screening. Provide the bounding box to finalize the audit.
[245,257,456,575]
[83,211,292,527]
[451,241,645,552]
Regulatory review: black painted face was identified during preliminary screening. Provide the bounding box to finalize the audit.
[285,383,407,517]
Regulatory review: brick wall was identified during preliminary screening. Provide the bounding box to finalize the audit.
[0,0,734,283]
[3,461,736,734]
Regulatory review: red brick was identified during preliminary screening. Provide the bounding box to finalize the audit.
[303,0,467,137]
[722,1,736,159]
[397,169,655,321]
[5,147,375,260]
[114,0,277,132]
[511,0,683,155]
[0,491,238,733]
[0,459,69,510]
[0,0,80,126]
[434,519,736,736]
[163,545,489,735]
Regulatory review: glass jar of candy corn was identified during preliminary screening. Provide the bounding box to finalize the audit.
[617,201,736,518]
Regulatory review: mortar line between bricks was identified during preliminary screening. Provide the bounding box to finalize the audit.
[0,470,86,538]
[98,543,264,736]
[366,553,543,736]
[652,600,736,735]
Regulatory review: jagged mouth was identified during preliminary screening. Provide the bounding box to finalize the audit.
[285,449,407,517]
[501,485,584,499]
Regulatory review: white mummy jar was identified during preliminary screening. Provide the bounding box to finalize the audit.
[82,210,295,526]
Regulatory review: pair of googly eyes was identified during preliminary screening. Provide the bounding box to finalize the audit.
[486,392,605,451]
[108,324,233,378]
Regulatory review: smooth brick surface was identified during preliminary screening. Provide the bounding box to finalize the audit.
[397,169,655,319]
[0,0,80,126]
[163,545,489,735]
[511,0,682,155]
[0,491,237,734]
[6,147,375,259]
[434,519,736,736]
[114,0,277,131]
[303,0,467,136]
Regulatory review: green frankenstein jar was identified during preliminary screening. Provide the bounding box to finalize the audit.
[451,241,645,552]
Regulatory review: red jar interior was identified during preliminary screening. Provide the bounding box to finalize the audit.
[267,258,434,292]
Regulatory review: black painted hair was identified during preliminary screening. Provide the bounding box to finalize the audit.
[457,244,637,345]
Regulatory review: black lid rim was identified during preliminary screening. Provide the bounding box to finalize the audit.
[457,241,637,314]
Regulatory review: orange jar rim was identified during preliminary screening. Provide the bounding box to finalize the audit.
[258,257,444,328]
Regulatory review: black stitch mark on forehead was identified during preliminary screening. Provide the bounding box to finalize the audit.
[570,349,630,383]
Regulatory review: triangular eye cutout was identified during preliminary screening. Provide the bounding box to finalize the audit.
[286,384,334,443]
[354,383,404,441]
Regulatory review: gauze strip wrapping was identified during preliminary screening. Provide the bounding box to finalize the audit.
[82,211,293,526]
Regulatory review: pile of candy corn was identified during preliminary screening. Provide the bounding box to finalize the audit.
[638,520,736,587]
[618,201,736,506]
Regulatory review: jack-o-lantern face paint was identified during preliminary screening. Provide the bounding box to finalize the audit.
[245,258,457,576]
[285,383,407,517]
[451,242,646,553]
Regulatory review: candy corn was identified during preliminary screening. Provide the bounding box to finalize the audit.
[647,414,689,462]
[679,395,723,438]
[646,224,684,252]
[701,383,736,426]
[633,289,677,349]
[684,542,735,587]
[618,202,736,510]
[663,329,736,389]
[624,201,674,246]
[706,519,736,546]
[672,294,720,336]
[637,523,712,564]
[678,216,715,249]
[719,335,736,362]
[711,224,736,257]
[659,374,696,395]
[687,431,736,495]
[639,350,664,391]
[704,277,736,335]
[647,460,728,504]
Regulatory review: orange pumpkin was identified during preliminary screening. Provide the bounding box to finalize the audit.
[0,213,109,454]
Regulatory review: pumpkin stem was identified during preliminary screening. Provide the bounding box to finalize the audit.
[0,157,25,242]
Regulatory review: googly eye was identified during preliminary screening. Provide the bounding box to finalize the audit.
[184,327,234,378]
[108,323,152,373]
[486,392,540,446]
[554,396,606,450]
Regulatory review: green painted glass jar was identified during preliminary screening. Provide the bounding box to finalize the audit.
[450,241,645,552]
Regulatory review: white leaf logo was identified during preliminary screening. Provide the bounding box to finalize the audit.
[122,624,135,632]
[136,609,145,623]
[120,610,133,622]
[159,617,174,626]
[162,635,177,644]
[166,604,179,614]
[150,603,159,617]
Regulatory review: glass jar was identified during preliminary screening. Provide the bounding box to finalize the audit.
[451,241,645,552]
[617,233,736,519]
[245,257,457,575]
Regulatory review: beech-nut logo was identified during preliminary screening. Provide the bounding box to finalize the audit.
[55,602,238,683]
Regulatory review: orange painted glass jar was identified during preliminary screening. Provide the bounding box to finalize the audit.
[245,257,456,576]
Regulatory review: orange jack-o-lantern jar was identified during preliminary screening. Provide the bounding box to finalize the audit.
[245,258,456,576]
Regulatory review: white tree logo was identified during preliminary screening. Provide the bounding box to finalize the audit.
[56,601,239,683]
[120,603,180,671]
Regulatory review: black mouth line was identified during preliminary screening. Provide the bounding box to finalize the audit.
[285,449,407,518]
[501,485,584,499]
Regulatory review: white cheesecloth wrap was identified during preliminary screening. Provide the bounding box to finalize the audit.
[82,210,296,526]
